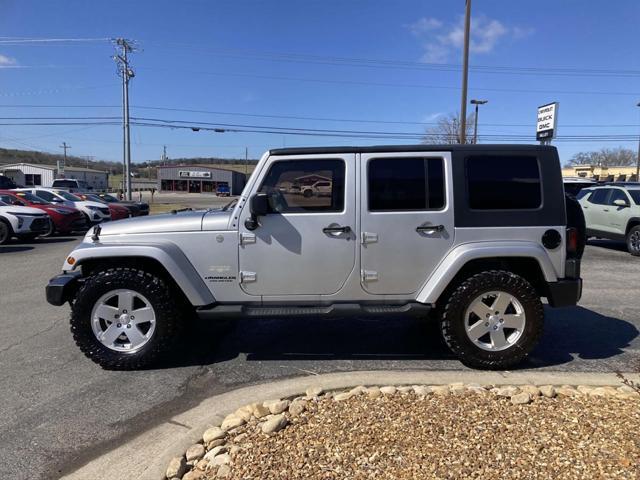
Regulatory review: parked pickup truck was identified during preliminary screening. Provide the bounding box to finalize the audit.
[46,145,583,370]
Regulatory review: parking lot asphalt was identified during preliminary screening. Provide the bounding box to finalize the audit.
[1,235,639,479]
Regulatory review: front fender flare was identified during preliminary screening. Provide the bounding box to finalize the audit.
[416,241,558,304]
[62,241,216,306]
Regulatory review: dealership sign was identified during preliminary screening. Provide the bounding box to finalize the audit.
[179,170,212,179]
[536,102,558,141]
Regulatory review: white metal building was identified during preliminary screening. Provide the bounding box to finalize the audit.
[0,163,109,189]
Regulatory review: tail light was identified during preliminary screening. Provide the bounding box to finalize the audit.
[566,227,578,254]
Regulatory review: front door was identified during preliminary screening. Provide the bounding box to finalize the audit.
[238,154,356,296]
[360,152,455,295]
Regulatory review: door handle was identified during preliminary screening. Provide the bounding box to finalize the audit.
[416,224,444,233]
[323,225,351,234]
[603,209,609,212]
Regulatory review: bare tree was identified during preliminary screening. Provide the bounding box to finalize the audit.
[566,147,635,167]
[422,112,475,144]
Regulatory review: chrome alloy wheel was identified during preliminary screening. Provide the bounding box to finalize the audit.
[630,230,640,254]
[90,289,156,353]
[464,291,526,352]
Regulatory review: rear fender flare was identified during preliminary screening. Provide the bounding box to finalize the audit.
[416,241,558,304]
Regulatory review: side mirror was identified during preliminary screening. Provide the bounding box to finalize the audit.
[613,199,629,208]
[245,192,269,230]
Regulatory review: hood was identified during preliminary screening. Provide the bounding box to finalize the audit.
[97,209,209,236]
[0,205,47,215]
[43,204,78,213]
[77,200,108,209]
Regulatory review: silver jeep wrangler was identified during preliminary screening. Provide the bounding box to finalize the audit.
[46,145,583,370]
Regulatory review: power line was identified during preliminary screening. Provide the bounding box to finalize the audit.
[143,42,640,78]
[1,104,639,128]
[138,67,640,97]
[0,37,111,45]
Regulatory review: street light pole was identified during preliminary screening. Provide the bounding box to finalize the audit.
[470,99,488,144]
[459,0,472,144]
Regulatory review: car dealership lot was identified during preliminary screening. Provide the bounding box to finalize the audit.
[0,237,639,479]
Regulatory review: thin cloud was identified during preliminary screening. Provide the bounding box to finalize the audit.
[407,15,533,63]
[0,54,17,65]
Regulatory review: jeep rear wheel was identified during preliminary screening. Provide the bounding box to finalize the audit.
[70,267,182,369]
[626,226,640,256]
[440,270,543,370]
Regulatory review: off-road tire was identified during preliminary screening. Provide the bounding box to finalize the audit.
[440,270,544,370]
[70,267,183,370]
[625,225,640,256]
[0,219,13,245]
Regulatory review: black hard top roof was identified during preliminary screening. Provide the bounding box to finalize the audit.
[269,144,556,156]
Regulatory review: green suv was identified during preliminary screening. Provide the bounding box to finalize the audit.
[578,185,640,255]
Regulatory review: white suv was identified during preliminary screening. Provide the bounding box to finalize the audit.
[17,188,111,225]
[0,200,51,244]
[578,185,640,255]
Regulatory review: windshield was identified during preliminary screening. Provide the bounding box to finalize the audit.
[628,190,640,205]
[15,191,49,205]
[55,190,81,201]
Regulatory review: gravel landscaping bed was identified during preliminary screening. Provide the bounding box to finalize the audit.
[167,384,640,480]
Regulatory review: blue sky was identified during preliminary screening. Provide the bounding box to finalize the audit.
[0,0,639,164]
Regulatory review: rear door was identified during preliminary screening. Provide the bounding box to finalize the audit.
[585,188,611,232]
[359,152,454,295]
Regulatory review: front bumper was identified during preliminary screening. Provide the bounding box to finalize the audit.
[547,278,582,308]
[46,271,82,306]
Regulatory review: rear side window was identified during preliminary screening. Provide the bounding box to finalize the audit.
[466,155,541,210]
[576,189,592,200]
[588,189,610,205]
[35,190,56,202]
[368,157,445,211]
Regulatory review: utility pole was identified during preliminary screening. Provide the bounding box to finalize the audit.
[162,145,168,165]
[459,0,472,144]
[59,142,70,175]
[245,147,248,175]
[470,99,487,144]
[113,38,136,200]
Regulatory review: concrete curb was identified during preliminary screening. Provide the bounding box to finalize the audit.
[61,370,633,480]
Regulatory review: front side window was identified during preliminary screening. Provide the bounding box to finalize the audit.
[35,190,56,202]
[576,189,592,201]
[368,157,445,211]
[466,155,541,210]
[628,190,640,205]
[55,190,81,201]
[259,159,345,213]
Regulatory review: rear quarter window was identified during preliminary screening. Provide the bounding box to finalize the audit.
[466,155,541,210]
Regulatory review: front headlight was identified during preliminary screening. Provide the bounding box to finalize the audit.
[87,206,100,211]
[54,208,72,215]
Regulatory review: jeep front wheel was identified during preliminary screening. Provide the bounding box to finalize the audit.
[70,267,182,369]
[440,270,543,370]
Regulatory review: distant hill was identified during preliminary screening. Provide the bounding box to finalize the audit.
[0,148,259,176]
[0,148,123,174]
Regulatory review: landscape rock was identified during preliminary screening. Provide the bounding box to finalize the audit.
[413,385,431,396]
[182,469,205,480]
[210,453,231,467]
[519,385,541,397]
[510,392,532,405]
[397,386,413,393]
[264,399,290,415]
[334,391,354,401]
[203,426,226,443]
[250,402,270,419]
[195,459,209,471]
[431,385,450,396]
[204,446,228,461]
[495,386,519,397]
[556,386,579,397]
[366,386,381,399]
[380,386,397,395]
[185,443,205,462]
[288,400,307,416]
[234,405,254,422]
[261,414,288,434]
[305,386,323,398]
[539,385,556,398]
[221,414,245,431]
[166,456,187,479]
